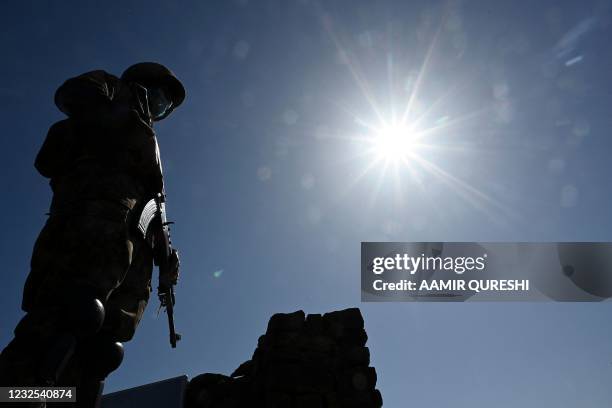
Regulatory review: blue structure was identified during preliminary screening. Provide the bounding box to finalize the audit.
[102,375,187,408]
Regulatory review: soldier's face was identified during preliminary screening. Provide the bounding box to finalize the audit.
[147,86,173,120]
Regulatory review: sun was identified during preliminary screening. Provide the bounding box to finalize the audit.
[371,123,417,164]
[315,7,522,226]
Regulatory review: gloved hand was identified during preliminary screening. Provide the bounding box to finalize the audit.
[168,248,180,285]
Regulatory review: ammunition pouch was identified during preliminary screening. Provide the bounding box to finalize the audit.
[49,197,161,250]
[49,199,131,224]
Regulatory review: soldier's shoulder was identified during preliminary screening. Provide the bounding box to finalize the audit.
[70,69,121,85]
[55,69,124,114]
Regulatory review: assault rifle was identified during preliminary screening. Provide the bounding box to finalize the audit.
[138,193,181,348]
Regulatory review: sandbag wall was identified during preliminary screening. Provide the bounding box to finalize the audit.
[184,308,383,408]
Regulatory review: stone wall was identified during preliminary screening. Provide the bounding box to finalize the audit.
[183,308,383,408]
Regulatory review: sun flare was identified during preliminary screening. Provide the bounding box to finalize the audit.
[317,6,521,224]
[372,124,417,163]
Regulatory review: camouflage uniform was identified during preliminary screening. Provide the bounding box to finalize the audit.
[0,64,184,406]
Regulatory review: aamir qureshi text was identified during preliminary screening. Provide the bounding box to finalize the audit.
[372,279,530,293]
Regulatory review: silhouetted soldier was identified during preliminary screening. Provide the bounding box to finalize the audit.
[0,62,185,407]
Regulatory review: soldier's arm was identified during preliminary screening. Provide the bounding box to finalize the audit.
[34,119,75,179]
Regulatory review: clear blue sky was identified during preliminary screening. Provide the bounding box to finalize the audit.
[2,0,612,406]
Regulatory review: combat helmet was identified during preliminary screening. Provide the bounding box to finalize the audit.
[121,62,185,120]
